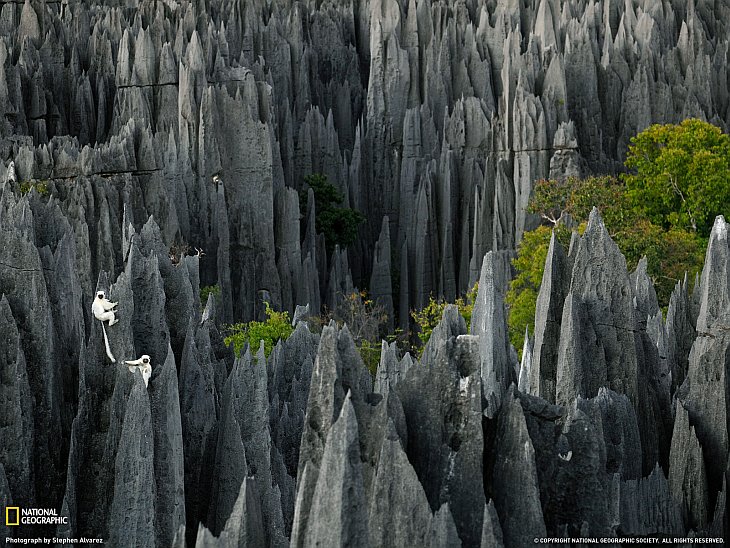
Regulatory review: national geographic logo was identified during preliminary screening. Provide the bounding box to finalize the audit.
[5,507,19,526]
[4,507,68,526]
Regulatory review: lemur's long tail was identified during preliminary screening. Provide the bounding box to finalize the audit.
[101,322,116,363]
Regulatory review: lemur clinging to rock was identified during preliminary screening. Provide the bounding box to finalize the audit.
[92,290,118,362]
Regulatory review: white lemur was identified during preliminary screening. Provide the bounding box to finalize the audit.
[6,160,16,183]
[125,355,152,388]
[92,290,118,362]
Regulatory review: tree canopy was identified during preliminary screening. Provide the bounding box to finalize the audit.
[623,118,730,236]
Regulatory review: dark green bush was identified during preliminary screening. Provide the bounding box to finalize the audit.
[300,173,365,252]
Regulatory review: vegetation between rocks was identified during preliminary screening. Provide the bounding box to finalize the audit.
[506,119,725,354]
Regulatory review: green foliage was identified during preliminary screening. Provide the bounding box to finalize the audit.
[612,222,705,302]
[530,176,636,229]
[506,224,577,357]
[300,173,365,252]
[200,284,221,308]
[337,291,389,376]
[527,173,706,299]
[509,127,716,355]
[528,178,575,225]
[624,119,730,236]
[411,299,445,347]
[224,302,294,358]
[308,290,390,376]
[411,283,478,355]
[358,339,382,377]
[19,179,50,197]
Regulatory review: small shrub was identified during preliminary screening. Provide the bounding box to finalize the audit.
[411,283,478,355]
[335,291,390,376]
[200,284,221,308]
[336,291,389,343]
[19,179,50,197]
[309,291,390,376]
[358,339,382,376]
[224,302,294,358]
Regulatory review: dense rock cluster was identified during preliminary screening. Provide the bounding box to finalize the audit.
[1,0,729,547]
[3,193,730,546]
[0,0,728,325]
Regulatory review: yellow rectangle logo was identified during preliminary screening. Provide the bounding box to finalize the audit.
[5,506,20,526]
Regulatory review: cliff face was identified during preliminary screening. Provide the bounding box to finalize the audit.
[1,0,729,546]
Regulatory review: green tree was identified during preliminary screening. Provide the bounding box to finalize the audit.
[224,302,294,358]
[623,119,730,236]
[507,121,726,356]
[300,174,365,252]
[508,169,706,355]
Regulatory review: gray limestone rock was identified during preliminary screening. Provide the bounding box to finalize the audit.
[108,376,156,548]
[631,257,659,319]
[619,465,684,537]
[530,231,569,402]
[197,477,266,548]
[518,327,533,393]
[368,420,431,548]
[589,388,642,481]
[179,319,219,544]
[548,400,617,537]
[270,322,319,483]
[292,304,310,326]
[370,216,394,332]
[208,346,287,547]
[0,192,65,508]
[665,276,696,393]
[0,294,34,508]
[668,400,709,530]
[429,503,463,548]
[492,391,546,548]
[139,216,197,361]
[302,394,369,548]
[397,333,485,547]
[297,323,372,481]
[0,463,12,540]
[224,477,266,548]
[1,1,729,545]
[373,340,410,398]
[680,216,730,495]
[479,500,504,548]
[696,217,730,335]
[556,209,639,407]
[470,251,516,417]
[149,344,186,547]
[207,372,249,536]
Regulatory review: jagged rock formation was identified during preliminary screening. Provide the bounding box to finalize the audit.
[4,186,730,546]
[0,0,727,329]
[1,0,729,546]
